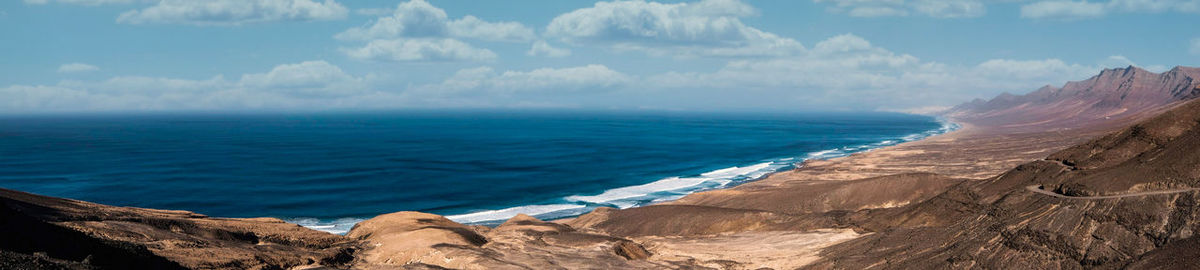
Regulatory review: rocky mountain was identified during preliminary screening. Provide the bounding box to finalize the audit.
[945,66,1200,132]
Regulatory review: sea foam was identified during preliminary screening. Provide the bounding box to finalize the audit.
[563,162,781,209]
[445,204,588,224]
[298,119,962,233]
[288,217,365,235]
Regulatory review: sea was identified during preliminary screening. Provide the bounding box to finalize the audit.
[0,110,955,234]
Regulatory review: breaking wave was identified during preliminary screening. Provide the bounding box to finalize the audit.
[298,119,960,232]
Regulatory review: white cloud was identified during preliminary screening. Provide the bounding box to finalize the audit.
[24,0,150,5]
[238,61,365,97]
[57,63,100,73]
[1107,0,1200,13]
[1020,0,1200,19]
[847,6,910,17]
[2,30,1175,113]
[1191,38,1200,56]
[1098,55,1169,72]
[972,59,1097,81]
[342,38,497,62]
[0,61,641,112]
[416,65,631,95]
[0,60,395,112]
[336,0,534,42]
[815,0,986,18]
[447,16,537,43]
[911,0,987,18]
[527,41,571,57]
[642,33,1141,111]
[545,0,804,57]
[335,0,451,40]
[1020,1,1106,19]
[336,0,532,62]
[116,0,348,26]
[354,7,393,16]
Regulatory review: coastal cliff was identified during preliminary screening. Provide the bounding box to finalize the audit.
[4,66,1200,269]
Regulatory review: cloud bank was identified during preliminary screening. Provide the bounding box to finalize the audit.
[24,0,150,5]
[528,41,572,58]
[1020,0,1200,19]
[1,61,641,112]
[1191,38,1200,56]
[7,0,1183,114]
[545,0,804,57]
[342,39,498,62]
[57,63,100,73]
[814,0,987,18]
[116,0,348,26]
[336,0,533,62]
[4,33,1142,113]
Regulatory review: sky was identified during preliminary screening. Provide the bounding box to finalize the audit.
[1,0,1198,114]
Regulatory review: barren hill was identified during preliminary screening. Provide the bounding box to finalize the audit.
[810,96,1200,269]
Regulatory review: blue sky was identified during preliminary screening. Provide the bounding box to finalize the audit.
[1,0,1198,113]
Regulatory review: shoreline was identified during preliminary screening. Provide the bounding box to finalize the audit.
[294,116,964,232]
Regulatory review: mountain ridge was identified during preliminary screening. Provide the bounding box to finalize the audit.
[944,65,1200,132]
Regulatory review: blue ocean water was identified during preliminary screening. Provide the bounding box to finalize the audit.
[0,111,952,234]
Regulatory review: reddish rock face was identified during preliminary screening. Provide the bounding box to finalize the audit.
[945,66,1200,132]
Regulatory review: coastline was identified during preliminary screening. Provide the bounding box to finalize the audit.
[549,115,1116,269]
[438,117,961,225]
[289,116,963,233]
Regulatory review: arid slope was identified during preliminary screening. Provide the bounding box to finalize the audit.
[809,97,1200,269]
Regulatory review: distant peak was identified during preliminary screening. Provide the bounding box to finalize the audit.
[1103,65,1147,74]
[947,64,1200,121]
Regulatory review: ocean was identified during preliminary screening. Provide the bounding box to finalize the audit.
[0,110,953,234]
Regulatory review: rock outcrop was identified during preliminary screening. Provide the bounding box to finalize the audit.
[0,189,356,270]
[346,212,675,269]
